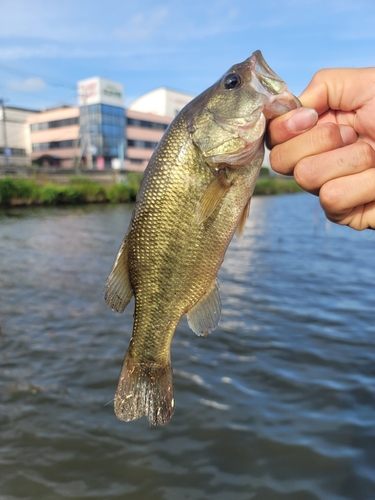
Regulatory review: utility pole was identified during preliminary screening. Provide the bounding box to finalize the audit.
[0,99,9,168]
[81,91,93,169]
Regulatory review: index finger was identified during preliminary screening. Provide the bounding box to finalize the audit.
[299,67,375,114]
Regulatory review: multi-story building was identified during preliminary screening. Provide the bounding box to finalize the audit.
[125,109,170,170]
[27,105,172,171]
[29,106,80,168]
[3,79,195,171]
[77,77,126,169]
[125,87,193,170]
[0,105,39,167]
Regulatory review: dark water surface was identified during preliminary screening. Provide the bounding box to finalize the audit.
[1,193,374,500]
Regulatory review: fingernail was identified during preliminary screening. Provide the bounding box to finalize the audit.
[339,125,357,145]
[286,107,318,134]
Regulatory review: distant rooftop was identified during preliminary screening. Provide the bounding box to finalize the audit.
[129,87,195,117]
[5,105,40,113]
[41,105,76,112]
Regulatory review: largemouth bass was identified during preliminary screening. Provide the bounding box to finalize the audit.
[105,50,300,425]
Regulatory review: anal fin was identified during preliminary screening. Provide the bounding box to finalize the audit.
[186,279,221,336]
[104,235,133,313]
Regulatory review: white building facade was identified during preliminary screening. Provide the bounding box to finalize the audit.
[0,106,39,166]
[128,87,194,117]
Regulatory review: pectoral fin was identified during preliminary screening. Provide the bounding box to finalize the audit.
[104,235,133,313]
[186,279,221,336]
[197,173,231,225]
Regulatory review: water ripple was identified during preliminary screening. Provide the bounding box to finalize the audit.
[1,197,375,499]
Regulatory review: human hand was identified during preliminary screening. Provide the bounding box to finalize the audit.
[267,68,375,230]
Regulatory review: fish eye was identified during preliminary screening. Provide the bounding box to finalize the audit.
[223,73,242,90]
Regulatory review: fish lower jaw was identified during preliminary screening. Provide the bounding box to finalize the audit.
[263,92,301,119]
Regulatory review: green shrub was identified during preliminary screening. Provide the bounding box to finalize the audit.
[114,172,142,201]
[0,178,39,205]
[259,167,271,177]
[61,186,87,204]
[39,185,64,205]
[68,177,107,201]
[254,177,303,196]
[107,183,132,203]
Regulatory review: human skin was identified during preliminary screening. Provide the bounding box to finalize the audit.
[267,68,375,230]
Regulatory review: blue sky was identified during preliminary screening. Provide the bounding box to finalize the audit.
[1,0,374,110]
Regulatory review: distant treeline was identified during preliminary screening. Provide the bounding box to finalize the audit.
[0,173,302,207]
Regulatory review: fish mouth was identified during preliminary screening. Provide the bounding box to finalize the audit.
[248,50,301,119]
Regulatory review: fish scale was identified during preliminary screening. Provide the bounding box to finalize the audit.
[104,50,300,425]
[128,117,222,352]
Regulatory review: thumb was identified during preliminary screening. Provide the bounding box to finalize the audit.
[266,106,318,148]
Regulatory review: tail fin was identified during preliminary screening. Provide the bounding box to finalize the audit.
[114,353,175,426]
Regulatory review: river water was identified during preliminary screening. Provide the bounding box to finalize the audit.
[0,193,374,500]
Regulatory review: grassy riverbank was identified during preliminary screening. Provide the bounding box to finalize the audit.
[254,177,303,196]
[0,174,142,207]
[0,173,302,207]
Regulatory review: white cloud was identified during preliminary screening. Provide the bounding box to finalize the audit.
[8,77,46,92]
[0,2,289,65]
[0,0,108,42]
[114,5,244,44]
[114,6,169,42]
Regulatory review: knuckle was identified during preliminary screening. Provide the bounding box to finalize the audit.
[319,182,342,213]
[294,158,318,189]
[266,116,290,148]
[310,69,329,85]
[354,141,375,168]
[308,69,333,91]
[269,146,283,172]
[266,120,278,148]
[312,122,340,151]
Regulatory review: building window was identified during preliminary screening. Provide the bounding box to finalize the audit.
[30,117,79,132]
[126,117,168,130]
[127,117,168,130]
[0,147,26,156]
[80,103,125,159]
[127,139,159,149]
[32,140,77,151]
